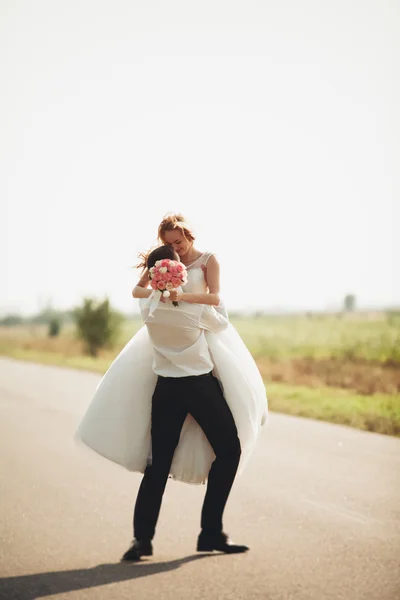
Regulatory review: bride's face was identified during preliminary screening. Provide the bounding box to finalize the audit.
[164,229,192,258]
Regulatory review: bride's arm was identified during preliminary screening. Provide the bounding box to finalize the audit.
[182,292,220,306]
[132,270,152,299]
[175,255,221,306]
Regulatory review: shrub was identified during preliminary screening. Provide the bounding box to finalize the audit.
[73,298,123,357]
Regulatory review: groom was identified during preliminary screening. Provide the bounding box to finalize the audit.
[122,245,248,561]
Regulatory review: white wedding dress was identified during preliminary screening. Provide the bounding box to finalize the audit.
[75,252,268,484]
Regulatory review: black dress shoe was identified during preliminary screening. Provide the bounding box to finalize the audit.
[197,531,249,554]
[121,539,153,561]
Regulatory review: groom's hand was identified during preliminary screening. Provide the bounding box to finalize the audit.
[261,407,268,426]
[170,290,183,302]
[201,264,208,285]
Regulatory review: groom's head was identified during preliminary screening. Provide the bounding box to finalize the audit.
[146,245,180,270]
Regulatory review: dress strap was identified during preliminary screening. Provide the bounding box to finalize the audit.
[185,251,214,270]
[200,252,214,266]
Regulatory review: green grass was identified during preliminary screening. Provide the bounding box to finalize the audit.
[0,345,112,374]
[267,383,400,436]
[229,314,400,363]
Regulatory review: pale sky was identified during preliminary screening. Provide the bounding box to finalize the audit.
[1,0,399,315]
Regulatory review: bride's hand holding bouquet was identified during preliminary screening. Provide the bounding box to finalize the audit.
[149,259,187,307]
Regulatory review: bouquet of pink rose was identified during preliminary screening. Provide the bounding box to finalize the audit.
[149,259,188,306]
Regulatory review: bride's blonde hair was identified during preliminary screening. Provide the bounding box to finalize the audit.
[157,213,195,244]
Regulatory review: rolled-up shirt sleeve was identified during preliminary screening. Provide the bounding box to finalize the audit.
[199,306,229,333]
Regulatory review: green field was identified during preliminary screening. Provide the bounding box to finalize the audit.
[1,312,399,436]
[231,313,400,363]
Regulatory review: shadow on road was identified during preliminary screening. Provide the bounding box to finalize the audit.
[0,554,218,599]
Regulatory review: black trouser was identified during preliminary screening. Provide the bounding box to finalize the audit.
[133,372,241,541]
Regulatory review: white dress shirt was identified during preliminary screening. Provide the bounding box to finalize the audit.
[139,299,229,377]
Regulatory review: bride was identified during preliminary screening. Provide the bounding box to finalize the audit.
[75,214,268,484]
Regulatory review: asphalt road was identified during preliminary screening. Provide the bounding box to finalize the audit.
[0,357,399,600]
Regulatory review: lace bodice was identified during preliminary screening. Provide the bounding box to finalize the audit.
[183,252,213,294]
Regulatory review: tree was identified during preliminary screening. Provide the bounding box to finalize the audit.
[73,298,123,357]
[343,294,356,312]
[48,318,61,337]
[0,314,24,326]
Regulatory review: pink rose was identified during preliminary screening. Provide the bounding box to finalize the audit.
[161,259,170,268]
[150,280,158,290]
[168,265,178,275]
[171,277,181,288]
[176,263,184,273]
[164,272,172,281]
[153,272,162,281]
[157,281,166,290]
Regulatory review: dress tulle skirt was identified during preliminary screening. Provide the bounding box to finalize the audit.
[75,324,268,484]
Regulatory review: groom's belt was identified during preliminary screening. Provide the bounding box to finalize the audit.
[158,371,213,381]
